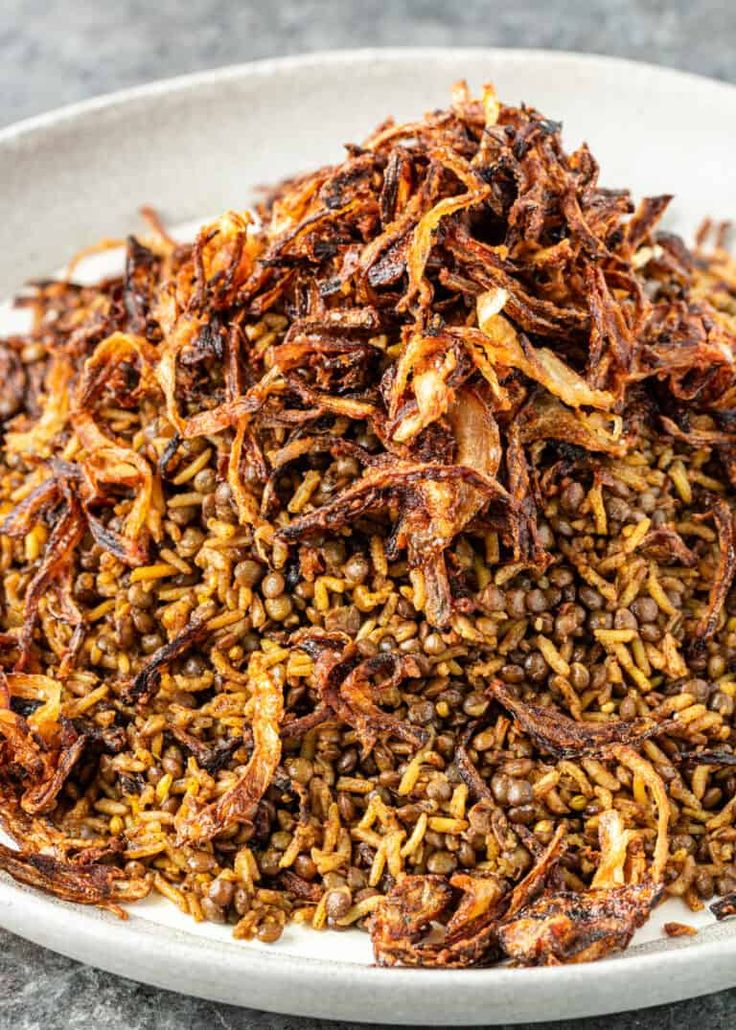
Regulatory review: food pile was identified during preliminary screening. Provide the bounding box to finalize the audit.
[1,83,736,967]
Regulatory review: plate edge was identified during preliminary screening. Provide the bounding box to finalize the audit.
[1,46,735,147]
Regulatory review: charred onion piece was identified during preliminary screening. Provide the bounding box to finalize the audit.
[0,841,149,917]
[123,618,210,704]
[370,826,566,967]
[174,651,283,843]
[489,680,670,758]
[711,894,736,921]
[694,498,736,643]
[499,882,663,966]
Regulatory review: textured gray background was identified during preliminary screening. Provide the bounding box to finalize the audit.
[1,1,735,1028]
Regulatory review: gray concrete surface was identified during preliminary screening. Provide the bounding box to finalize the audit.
[0,1,735,1027]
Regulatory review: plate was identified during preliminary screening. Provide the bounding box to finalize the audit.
[1,48,736,1024]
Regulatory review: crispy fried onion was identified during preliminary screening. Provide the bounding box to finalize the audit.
[591,809,639,890]
[506,424,550,569]
[123,617,211,704]
[370,825,566,967]
[0,841,149,917]
[476,288,614,411]
[516,394,626,456]
[498,881,663,965]
[499,749,669,965]
[2,460,149,571]
[150,212,261,428]
[2,672,61,743]
[694,498,736,643]
[0,673,51,792]
[4,354,73,458]
[72,412,159,545]
[175,650,284,844]
[228,418,271,531]
[71,332,162,555]
[390,333,463,444]
[1,475,85,670]
[0,463,146,676]
[18,731,87,815]
[279,461,512,627]
[0,671,88,815]
[403,147,491,308]
[489,680,670,759]
[711,894,736,921]
[75,332,159,409]
[295,631,427,754]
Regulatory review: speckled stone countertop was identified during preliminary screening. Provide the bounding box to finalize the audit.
[1,2,735,1028]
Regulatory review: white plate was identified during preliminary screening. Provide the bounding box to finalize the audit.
[1,48,735,1024]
